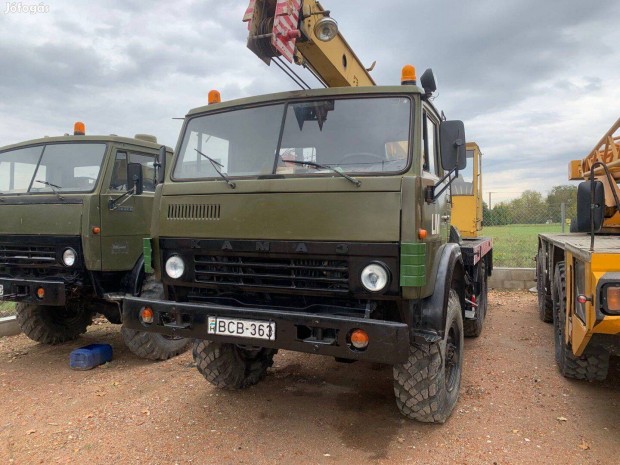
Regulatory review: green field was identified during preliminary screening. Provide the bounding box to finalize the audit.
[483,223,564,268]
[0,301,16,318]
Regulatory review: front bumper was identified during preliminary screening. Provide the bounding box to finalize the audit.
[123,297,410,364]
[0,277,66,305]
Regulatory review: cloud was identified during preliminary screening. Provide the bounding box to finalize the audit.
[0,0,618,202]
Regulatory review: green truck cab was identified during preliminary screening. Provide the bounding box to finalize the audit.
[0,126,188,360]
[123,77,492,422]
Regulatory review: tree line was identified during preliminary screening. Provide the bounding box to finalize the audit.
[483,185,577,226]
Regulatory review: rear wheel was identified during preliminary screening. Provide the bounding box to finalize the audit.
[16,301,92,345]
[553,262,609,381]
[121,276,190,360]
[464,261,488,337]
[537,248,553,322]
[393,289,464,423]
[193,340,276,389]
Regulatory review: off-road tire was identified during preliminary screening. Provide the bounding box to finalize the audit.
[537,248,553,322]
[464,261,488,337]
[193,340,276,389]
[552,262,609,381]
[16,302,92,345]
[393,290,464,423]
[121,276,190,361]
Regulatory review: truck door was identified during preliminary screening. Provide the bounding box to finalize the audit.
[420,109,450,281]
[99,149,156,271]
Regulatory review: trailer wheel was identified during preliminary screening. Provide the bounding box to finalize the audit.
[121,276,190,361]
[553,262,609,381]
[16,301,92,345]
[193,340,276,389]
[464,261,488,337]
[536,248,553,322]
[393,289,463,423]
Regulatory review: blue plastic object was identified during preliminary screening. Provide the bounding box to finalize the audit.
[69,343,113,370]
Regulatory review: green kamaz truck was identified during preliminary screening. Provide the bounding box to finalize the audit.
[122,72,493,422]
[0,123,188,360]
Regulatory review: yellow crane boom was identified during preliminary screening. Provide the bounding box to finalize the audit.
[243,0,375,87]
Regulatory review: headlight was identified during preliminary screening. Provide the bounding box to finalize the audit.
[361,263,389,292]
[62,248,76,267]
[165,255,185,279]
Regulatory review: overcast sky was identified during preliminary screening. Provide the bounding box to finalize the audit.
[1,0,618,204]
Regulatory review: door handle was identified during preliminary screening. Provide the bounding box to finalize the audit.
[441,215,450,221]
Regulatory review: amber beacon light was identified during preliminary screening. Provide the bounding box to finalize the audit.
[74,121,85,135]
[208,90,221,105]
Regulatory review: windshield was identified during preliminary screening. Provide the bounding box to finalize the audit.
[0,143,107,194]
[174,97,411,180]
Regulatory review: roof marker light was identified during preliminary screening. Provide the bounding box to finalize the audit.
[208,90,221,105]
[74,121,85,135]
[401,65,416,85]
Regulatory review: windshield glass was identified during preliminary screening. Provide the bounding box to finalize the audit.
[0,143,107,194]
[174,97,411,180]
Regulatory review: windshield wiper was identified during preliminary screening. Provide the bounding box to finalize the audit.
[35,180,64,200]
[195,149,236,189]
[279,158,361,187]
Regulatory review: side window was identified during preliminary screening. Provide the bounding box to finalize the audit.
[129,153,156,192]
[109,151,127,191]
[422,111,438,175]
[109,151,156,192]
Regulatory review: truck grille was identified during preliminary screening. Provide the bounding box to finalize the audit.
[0,245,56,266]
[193,255,349,293]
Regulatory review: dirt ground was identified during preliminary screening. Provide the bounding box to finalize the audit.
[0,290,619,465]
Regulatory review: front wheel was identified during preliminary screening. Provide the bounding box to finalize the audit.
[16,302,92,345]
[121,276,190,360]
[193,340,276,389]
[393,289,464,423]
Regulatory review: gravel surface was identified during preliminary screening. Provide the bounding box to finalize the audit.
[0,290,619,464]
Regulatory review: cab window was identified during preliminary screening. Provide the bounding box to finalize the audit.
[422,111,438,175]
[110,151,156,192]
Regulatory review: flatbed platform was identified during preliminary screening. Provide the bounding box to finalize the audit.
[539,233,620,262]
[460,236,493,269]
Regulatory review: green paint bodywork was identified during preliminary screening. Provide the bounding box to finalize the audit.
[143,237,153,273]
[400,243,427,287]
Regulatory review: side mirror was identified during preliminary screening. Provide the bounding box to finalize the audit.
[155,146,166,185]
[576,180,605,232]
[439,120,466,171]
[127,162,143,196]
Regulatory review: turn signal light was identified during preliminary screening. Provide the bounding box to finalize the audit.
[607,287,620,312]
[140,307,154,324]
[92,226,101,235]
[350,329,369,350]
[418,228,427,240]
[208,90,221,105]
[401,65,416,85]
[36,287,45,299]
[74,121,85,135]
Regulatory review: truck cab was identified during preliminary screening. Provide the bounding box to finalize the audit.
[0,127,188,360]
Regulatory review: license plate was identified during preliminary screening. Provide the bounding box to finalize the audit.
[207,317,276,341]
[0,285,3,296]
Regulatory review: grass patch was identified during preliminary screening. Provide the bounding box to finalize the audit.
[483,223,564,268]
[0,301,16,318]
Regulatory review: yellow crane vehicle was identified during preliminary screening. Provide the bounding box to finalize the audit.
[536,118,620,380]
